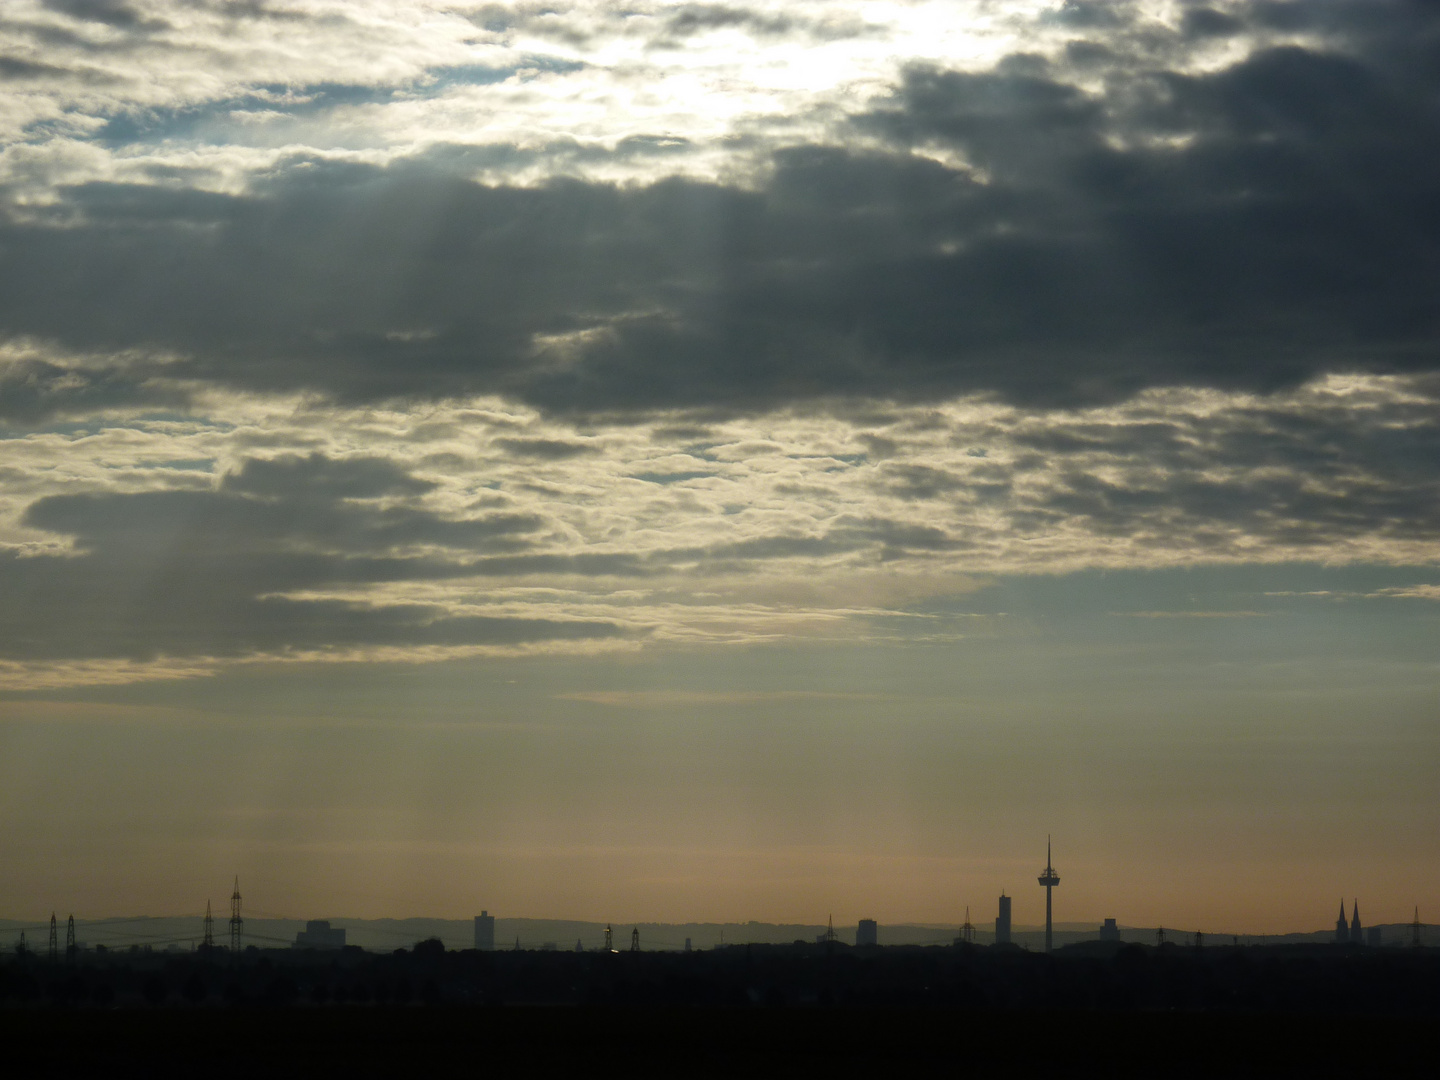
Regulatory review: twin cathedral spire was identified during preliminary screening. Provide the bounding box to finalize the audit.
[1335,899,1363,944]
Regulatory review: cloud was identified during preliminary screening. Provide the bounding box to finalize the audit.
[492,437,600,460]
[221,453,436,499]
[0,345,185,424]
[1371,584,1440,601]
[2,372,1437,682]
[2,2,1438,685]
[39,0,157,30]
[0,451,634,662]
[3,10,1438,419]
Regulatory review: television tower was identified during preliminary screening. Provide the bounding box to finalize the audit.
[228,877,243,953]
[1037,837,1060,954]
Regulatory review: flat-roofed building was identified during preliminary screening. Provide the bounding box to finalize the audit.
[293,920,346,950]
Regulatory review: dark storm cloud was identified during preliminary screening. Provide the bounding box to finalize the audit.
[492,437,599,460]
[661,5,798,38]
[38,0,157,30]
[0,56,73,80]
[1,1,1437,420]
[0,355,185,425]
[0,454,624,660]
[222,453,436,499]
[26,485,540,558]
[648,4,872,47]
[1181,7,1245,40]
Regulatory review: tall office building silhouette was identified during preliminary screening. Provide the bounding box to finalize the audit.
[1037,838,1060,954]
[474,911,495,951]
[995,893,1012,945]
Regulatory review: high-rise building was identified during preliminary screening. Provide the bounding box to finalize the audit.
[995,893,1012,945]
[1099,918,1120,943]
[474,911,495,951]
[856,919,878,947]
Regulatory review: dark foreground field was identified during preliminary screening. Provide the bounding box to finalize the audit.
[3,944,1436,1076]
[3,1006,1434,1078]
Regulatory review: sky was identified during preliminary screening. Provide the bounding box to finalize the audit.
[0,0,1437,936]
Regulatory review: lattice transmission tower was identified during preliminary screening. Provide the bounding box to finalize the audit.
[228,877,243,953]
[959,907,976,945]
